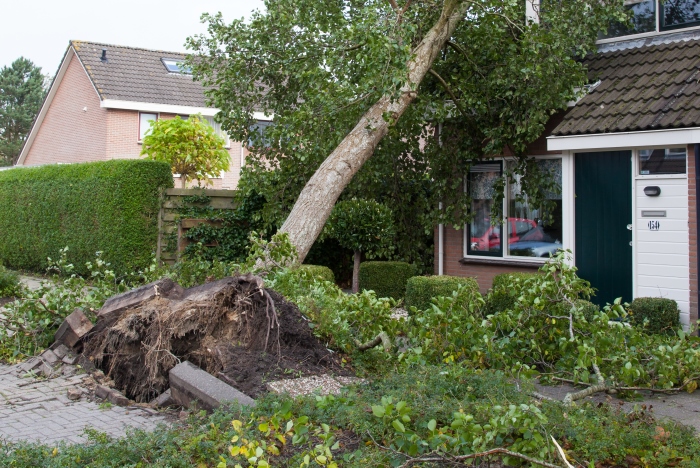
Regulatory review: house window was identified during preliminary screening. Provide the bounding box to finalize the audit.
[467,163,503,256]
[466,158,563,259]
[139,112,157,141]
[203,116,230,148]
[248,120,274,148]
[638,147,687,175]
[506,159,563,258]
[161,58,192,74]
[601,0,700,40]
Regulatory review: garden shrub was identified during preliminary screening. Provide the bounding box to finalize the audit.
[483,271,541,315]
[298,264,335,283]
[358,261,416,299]
[0,160,173,276]
[0,264,21,298]
[627,297,680,335]
[405,275,480,312]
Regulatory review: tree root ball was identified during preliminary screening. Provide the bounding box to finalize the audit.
[82,275,347,402]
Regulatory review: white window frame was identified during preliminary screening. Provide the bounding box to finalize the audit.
[138,112,158,142]
[462,153,574,264]
[203,115,231,149]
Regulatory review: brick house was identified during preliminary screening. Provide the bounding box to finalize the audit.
[16,40,270,189]
[436,5,700,329]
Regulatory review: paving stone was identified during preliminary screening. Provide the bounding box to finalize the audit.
[169,361,255,410]
[54,308,93,349]
[151,388,176,408]
[0,363,169,444]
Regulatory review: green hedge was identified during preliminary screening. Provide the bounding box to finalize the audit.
[405,275,480,312]
[298,264,335,283]
[628,297,680,336]
[358,261,416,299]
[0,264,20,297]
[0,160,173,276]
[484,272,542,315]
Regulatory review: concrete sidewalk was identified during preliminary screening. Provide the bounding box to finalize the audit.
[535,380,700,433]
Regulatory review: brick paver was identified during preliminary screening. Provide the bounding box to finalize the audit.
[0,363,169,445]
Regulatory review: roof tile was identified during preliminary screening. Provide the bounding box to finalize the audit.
[552,36,700,135]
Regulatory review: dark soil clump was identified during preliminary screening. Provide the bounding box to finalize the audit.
[83,275,348,402]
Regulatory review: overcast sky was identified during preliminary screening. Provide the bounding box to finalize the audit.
[1,0,265,75]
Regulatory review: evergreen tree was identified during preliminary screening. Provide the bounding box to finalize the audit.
[0,58,45,166]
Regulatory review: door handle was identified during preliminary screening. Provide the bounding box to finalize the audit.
[627,224,633,230]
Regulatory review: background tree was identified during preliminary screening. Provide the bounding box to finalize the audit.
[326,199,395,293]
[0,57,45,166]
[188,0,626,262]
[140,115,230,188]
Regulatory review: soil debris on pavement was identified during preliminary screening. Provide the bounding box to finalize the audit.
[82,274,350,402]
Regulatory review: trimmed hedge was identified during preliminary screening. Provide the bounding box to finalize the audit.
[0,264,20,297]
[0,160,173,276]
[358,261,416,300]
[628,297,680,336]
[405,275,480,312]
[298,264,335,284]
[484,272,542,315]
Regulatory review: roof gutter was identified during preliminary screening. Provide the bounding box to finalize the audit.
[547,127,700,152]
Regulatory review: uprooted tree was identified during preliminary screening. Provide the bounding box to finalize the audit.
[188,0,626,262]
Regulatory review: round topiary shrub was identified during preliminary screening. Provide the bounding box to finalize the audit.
[484,272,542,315]
[405,275,480,312]
[358,261,416,300]
[627,297,680,336]
[297,264,335,284]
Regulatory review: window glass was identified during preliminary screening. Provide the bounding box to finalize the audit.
[506,159,563,258]
[204,116,230,147]
[161,58,192,74]
[639,147,687,174]
[139,113,157,140]
[467,163,503,256]
[661,0,700,30]
[248,120,274,148]
[600,0,656,39]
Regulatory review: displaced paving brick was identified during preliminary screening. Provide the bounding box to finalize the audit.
[169,361,255,411]
[62,353,79,365]
[51,343,71,359]
[94,384,130,407]
[40,349,60,366]
[54,309,93,349]
[66,388,82,401]
[151,388,176,408]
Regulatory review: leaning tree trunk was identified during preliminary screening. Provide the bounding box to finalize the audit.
[352,250,361,293]
[280,0,469,262]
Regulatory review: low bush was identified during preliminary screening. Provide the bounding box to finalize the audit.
[0,265,21,298]
[628,297,680,335]
[0,160,173,276]
[298,265,335,283]
[358,261,416,300]
[483,271,541,315]
[404,275,480,312]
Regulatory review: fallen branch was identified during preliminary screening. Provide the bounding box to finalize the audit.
[366,431,561,468]
[550,436,575,468]
[355,332,391,352]
[564,364,606,405]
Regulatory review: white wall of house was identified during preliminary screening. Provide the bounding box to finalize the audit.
[633,156,690,326]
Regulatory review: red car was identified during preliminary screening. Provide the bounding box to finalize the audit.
[470,218,539,252]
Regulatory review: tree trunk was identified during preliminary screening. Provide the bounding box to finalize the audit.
[280,0,468,261]
[352,250,361,293]
[180,176,186,189]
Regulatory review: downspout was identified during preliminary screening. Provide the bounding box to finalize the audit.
[695,144,699,335]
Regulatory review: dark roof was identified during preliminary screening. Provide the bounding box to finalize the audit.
[552,37,700,136]
[71,40,209,107]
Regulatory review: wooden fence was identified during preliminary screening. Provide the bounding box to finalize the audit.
[157,188,237,265]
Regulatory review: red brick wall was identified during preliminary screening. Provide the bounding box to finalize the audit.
[435,226,541,293]
[106,111,243,189]
[23,52,108,165]
[688,144,698,326]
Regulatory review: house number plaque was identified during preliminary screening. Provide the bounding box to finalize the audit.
[648,220,660,231]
